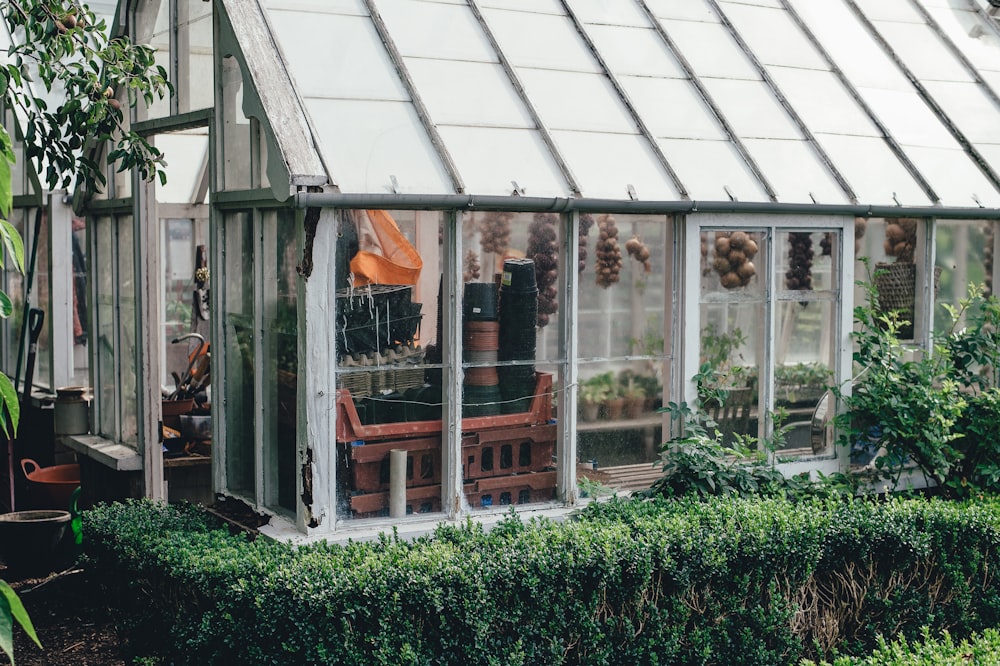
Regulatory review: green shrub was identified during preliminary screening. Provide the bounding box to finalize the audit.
[84,496,1000,665]
[802,627,1000,665]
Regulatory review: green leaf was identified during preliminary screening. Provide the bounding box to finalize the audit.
[0,292,11,319]
[0,219,25,275]
[1,579,42,664]
[0,372,20,438]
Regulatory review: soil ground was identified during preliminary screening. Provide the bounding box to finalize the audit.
[3,563,123,665]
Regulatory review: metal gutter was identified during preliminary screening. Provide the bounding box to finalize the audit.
[292,190,1000,219]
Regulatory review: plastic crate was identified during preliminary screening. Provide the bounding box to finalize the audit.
[465,471,557,509]
[347,470,557,517]
[347,436,444,493]
[336,372,553,443]
[462,424,556,480]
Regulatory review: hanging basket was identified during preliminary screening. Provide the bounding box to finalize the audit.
[873,262,942,337]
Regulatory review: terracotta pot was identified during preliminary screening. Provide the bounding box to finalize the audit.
[0,510,71,575]
[625,397,645,420]
[580,401,601,422]
[604,397,626,421]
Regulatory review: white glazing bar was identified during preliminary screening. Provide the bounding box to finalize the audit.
[443,210,463,518]
[559,211,578,505]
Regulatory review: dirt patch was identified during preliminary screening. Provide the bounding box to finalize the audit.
[4,564,123,665]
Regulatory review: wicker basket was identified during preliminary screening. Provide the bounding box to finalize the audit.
[873,262,942,337]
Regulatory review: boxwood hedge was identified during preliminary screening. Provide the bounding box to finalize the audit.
[83,496,1000,665]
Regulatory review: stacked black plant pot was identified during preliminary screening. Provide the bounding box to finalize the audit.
[462,282,501,417]
[498,259,537,414]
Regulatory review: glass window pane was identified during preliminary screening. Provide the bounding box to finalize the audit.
[70,216,89,387]
[854,217,933,341]
[577,213,669,495]
[264,210,298,515]
[119,216,138,445]
[935,220,992,333]
[335,210,445,520]
[94,216,115,439]
[33,209,51,390]
[179,0,213,113]
[720,2,827,70]
[224,211,255,497]
[133,0,171,120]
[1,209,25,373]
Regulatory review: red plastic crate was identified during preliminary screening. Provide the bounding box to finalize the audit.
[462,424,556,481]
[336,372,553,443]
[347,436,443,493]
[465,471,557,509]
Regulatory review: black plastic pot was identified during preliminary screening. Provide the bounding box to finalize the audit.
[0,509,71,575]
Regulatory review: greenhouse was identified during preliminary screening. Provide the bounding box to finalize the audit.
[3,0,1000,539]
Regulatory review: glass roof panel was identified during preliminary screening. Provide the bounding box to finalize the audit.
[550,130,679,199]
[923,81,1000,144]
[644,0,720,23]
[875,22,974,82]
[741,138,848,204]
[305,99,453,194]
[768,67,880,137]
[481,7,601,73]
[621,76,727,141]
[850,0,924,23]
[861,86,959,149]
[268,10,408,101]
[905,145,1000,207]
[786,0,912,92]
[375,0,497,62]
[916,1,1000,73]
[700,78,801,139]
[566,0,649,27]
[403,59,534,128]
[656,138,768,201]
[436,126,571,197]
[584,24,686,78]
[719,2,827,70]
[477,0,563,15]
[657,18,760,80]
[263,0,366,14]
[984,72,1000,95]
[816,133,931,206]
[517,69,636,133]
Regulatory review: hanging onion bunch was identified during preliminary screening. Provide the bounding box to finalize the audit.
[712,230,758,289]
[625,236,652,272]
[985,223,994,296]
[463,249,481,282]
[595,214,623,288]
[529,212,559,328]
[884,218,917,263]
[785,232,814,291]
[578,213,594,274]
[479,211,513,255]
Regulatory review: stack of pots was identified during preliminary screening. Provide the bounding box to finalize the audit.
[462,282,501,417]
[498,258,537,414]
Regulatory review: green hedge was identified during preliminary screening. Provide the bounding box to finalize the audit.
[83,497,1000,665]
[803,627,1000,665]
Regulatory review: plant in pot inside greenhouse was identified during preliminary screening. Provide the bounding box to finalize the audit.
[620,376,647,420]
[696,323,752,408]
[774,362,833,406]
[578,372,615,422]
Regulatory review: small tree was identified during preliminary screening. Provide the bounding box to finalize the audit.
[0,2,169,662]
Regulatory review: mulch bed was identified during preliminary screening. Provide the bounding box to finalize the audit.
[3,563,124,665]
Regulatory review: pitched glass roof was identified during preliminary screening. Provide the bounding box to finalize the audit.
[255,0,1000,208]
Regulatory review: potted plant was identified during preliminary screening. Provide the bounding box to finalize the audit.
[621,376,647,419]
[578,377,608,422]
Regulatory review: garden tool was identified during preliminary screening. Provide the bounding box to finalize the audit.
[167,332,210,400]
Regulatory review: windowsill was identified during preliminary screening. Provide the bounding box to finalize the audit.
[57,434,142,471]
[258,500,593,546]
